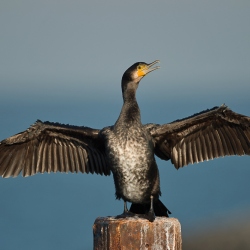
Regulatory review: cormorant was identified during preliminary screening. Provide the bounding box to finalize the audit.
[0,60,250,221]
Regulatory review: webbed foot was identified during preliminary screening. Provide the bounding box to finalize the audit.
[115,201,138,219]
[135,210,155,222]
[116,199,156,222]
[115,210,136,219]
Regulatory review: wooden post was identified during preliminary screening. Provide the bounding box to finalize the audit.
[93,216,182,250]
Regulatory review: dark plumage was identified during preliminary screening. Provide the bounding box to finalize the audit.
[0,60,250,221]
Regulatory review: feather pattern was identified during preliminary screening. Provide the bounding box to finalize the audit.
[0,120,110,177]
[147,105,250,169]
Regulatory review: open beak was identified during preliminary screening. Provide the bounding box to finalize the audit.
[137,60,160,78]
[144,60,160,75]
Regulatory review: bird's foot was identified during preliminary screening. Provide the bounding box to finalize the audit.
[115,211,155,222]
[116,200,155,221]
[137,209,155,222]
[115,210,137,219]
[116,201,138,219]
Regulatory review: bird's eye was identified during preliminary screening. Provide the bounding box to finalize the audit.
[137,65,142,70]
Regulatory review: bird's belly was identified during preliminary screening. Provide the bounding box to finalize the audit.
[116,153,151,203]
[108,136,156,203]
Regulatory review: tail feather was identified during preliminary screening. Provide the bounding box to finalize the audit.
[129,199,171,217]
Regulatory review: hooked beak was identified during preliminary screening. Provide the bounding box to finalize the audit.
[137,60,160,77]
[145,60,160,74]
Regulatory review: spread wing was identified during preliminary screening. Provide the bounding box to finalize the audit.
[0,120,110,178]
[146,105,250,169]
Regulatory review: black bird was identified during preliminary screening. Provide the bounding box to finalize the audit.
[0,60,250,221]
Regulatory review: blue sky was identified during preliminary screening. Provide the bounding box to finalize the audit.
[0,1,250,249]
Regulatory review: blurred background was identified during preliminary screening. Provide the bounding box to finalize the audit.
[0,1,249,249]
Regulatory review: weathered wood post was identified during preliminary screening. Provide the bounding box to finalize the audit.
[93,217,182,250]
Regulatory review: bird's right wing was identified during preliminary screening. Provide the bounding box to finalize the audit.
[0,120,110,178]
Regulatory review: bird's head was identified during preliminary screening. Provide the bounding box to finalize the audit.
[121,60,160,94]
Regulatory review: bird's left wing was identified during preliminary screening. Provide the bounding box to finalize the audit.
[145,105,250,169]
[0,120,110,178]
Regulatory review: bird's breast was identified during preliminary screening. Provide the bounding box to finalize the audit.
[105,126,153,169]
[101,126,157,203]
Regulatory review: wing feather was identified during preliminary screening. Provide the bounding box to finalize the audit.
[182,141,187,166]
[207,130,217,159]
[217,127,230,156]
[213,129,223,157]
[147,105,250,169]
[77,146,86,173]
[228,126,244,155]
[235,127,249,154]
[221,125,235,155]
[71,142,80,173]
[200,134,208,161]
[203,133,211,160]
[187,141,193,165]
[0,120,110,177]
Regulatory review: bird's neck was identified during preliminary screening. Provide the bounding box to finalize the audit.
[115,88,141,127]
